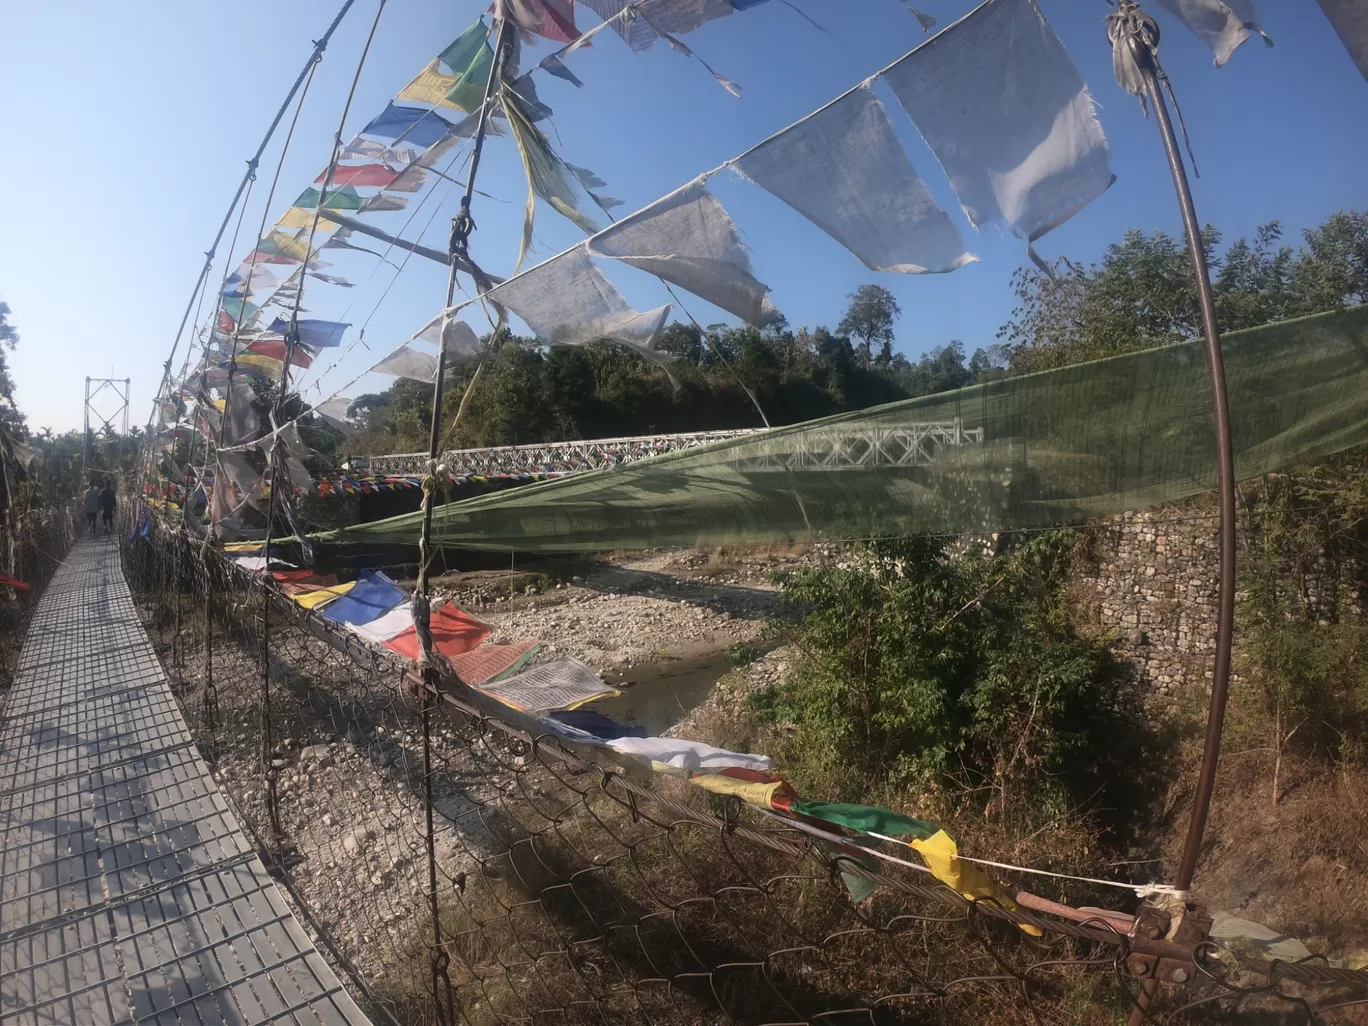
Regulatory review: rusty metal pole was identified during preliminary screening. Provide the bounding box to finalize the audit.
[1110,6,1238,1022]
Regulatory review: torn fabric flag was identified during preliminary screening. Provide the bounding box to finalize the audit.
[313,396,356,436]
[735,84,973,275]
[589,177,778,327]
[1155,0,1272,67]
[371,344,439,383]
[883,0,1114,246]
[497,0,578,43]
[487,246,670,355]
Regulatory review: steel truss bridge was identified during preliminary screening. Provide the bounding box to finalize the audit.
[362,421,984,479]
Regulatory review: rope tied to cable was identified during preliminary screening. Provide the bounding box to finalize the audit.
[1106,0,1199,175]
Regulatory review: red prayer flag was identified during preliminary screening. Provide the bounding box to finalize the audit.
[384,604,490,662]
[315,164,400,189]
[0,573,30,591]
[246,339,314,368]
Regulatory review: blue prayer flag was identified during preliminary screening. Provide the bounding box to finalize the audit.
[268,317,350,348]
[321,570,409,626]
[360,102,455,149]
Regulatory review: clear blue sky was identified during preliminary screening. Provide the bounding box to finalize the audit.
[2,0,1365,432]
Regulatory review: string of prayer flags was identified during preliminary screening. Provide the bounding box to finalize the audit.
[589,177,778,326]
[1155,0,1272,67]
[734,85,974,275]
[883,0,1113,252]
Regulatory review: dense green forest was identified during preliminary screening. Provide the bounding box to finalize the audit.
[348,210,1368,455]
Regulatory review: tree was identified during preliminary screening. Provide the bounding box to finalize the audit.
[0,300,25,441]
[1000,211,1368,374]
[837,285,901,367]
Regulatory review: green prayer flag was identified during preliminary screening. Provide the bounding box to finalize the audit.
[292,186,367,211]
[440,21,495,113]
[792,801,937,840]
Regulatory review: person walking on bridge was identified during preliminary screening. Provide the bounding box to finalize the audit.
[99,480,116,534]
[83,482,100,535]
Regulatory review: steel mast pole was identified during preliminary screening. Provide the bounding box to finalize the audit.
[1109,5,1238,1022]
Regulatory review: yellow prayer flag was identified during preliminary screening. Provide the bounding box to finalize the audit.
[261,229,318,263]
[293,581,357,610]
[396,59,465,110]
[690,773,792,808]
[234,353,285,379]
[276,206,339,231]
[910,830,1042,936]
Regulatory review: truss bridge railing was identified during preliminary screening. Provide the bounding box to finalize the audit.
[361,428,767,479]
[730,419,985,472]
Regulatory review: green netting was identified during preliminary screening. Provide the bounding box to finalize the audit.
[330,305,1368,553]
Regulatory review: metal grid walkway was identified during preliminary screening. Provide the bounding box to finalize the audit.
[0,537,370,1026]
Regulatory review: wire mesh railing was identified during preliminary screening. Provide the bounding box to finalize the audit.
[1,504,77,691]
[119,507,1368,1026]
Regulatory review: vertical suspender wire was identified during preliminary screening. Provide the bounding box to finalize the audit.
[143,0,357,491]
[192,174,257,763]
[257,0,389,850]
[414,16,514,1026]
[1108,5,1237,1022]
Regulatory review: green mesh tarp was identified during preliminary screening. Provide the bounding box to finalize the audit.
[333,306,1368,553]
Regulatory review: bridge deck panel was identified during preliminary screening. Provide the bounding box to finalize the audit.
[0,538,369,1026]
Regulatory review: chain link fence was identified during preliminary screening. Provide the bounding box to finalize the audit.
[121,510,1368,1026]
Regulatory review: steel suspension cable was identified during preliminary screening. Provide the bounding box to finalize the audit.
[257,0,389,851]
[146,0,358,437]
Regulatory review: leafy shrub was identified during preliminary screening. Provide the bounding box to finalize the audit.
[755,532,1135,827]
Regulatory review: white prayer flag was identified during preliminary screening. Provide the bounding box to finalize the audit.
[488,246,672,353]
[590,177,777,326]
[734,85,975,275]
[1155,0,1271,67]
[883,0,1114,245]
